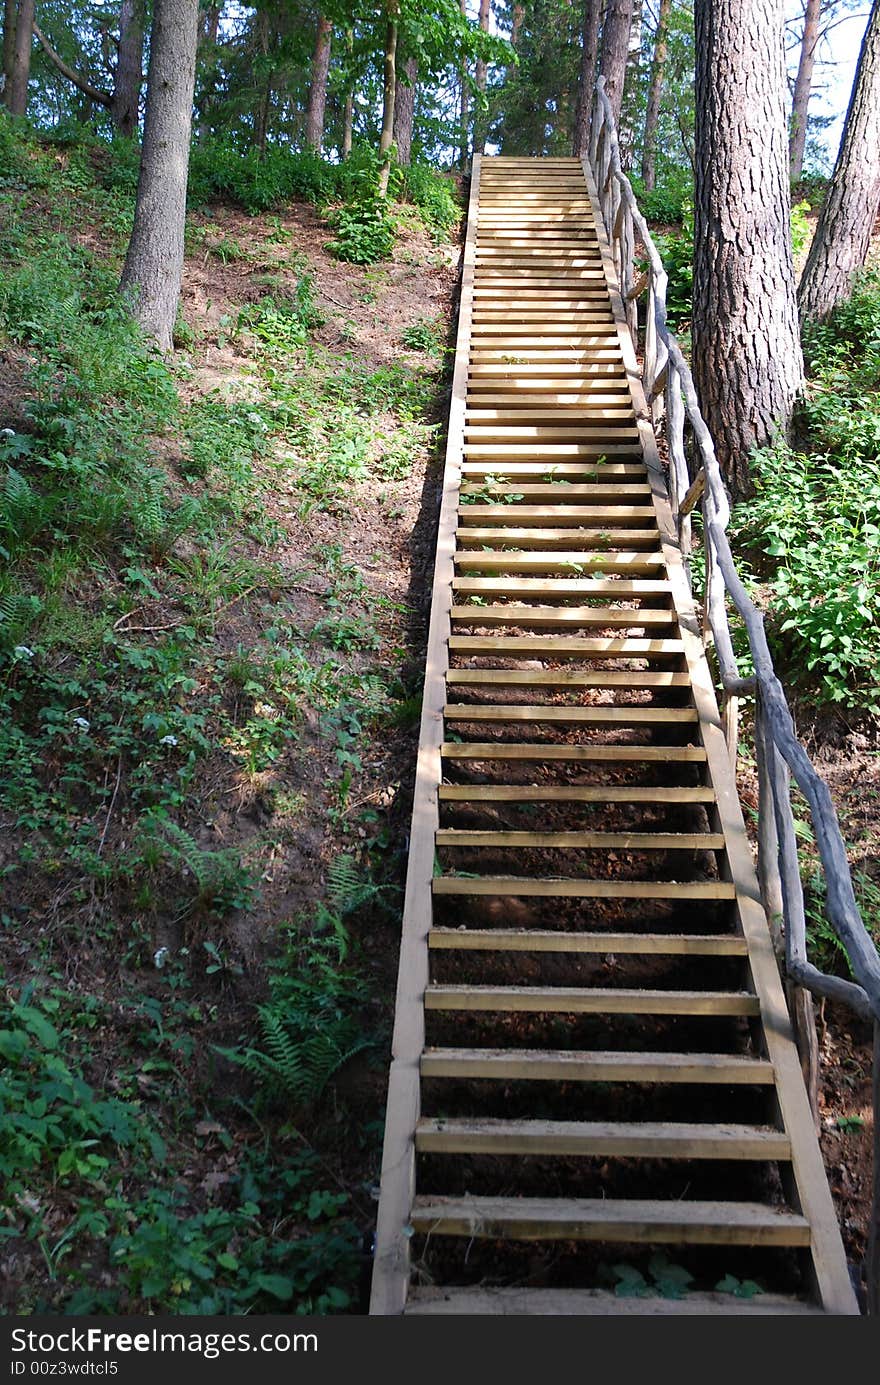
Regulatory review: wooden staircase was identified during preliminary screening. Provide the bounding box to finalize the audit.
[370,156,859,1316]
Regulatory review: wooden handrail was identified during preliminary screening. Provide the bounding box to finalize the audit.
[588,72,879,1314]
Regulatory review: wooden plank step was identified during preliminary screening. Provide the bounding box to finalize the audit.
[424,986,759,1016]
[444,669,691,688]
[463,398,635,411]
[468,363,625,376]
[463,444,644,459]
[461,482,649,498]
[449,606,676,629]
[432,878,735,901]
[452,577,669,595]
[452,552,666,573]
[409,1195,808,1246]
[428,930,746,955]
[438,785,713,802]
[457,508,657,528]
[461,460,645,475]
[435,830,723,849]
[404,1287,821,1315]
[440,743,705,763]
[414,1118,790,1160]
[455,527,662,549]
[443,705,695,724]
[420,1047,773,1084]
[465,408,635,422]
[448,633,681,656]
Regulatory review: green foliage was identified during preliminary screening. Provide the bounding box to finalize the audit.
[325,198,397,265]
[236,276,323,353]
[393,163,461,243]
[732,270,880,711]
[651,202,694,332]
[790,199,812,259]
[632,169,693,226]
[401,315,445,356]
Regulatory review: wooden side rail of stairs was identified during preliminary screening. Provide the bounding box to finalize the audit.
[369,156,859,1316]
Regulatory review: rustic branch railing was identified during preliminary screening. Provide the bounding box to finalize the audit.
[588,73,880,1314]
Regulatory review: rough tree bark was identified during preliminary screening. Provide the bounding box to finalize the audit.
[798,0,880,322]
[692,0,803,498]
[111,0,144,136]
[377,0,399,195]
[473,0,491,156]
[641,0,672,189]
[119,0,199,353]
[2,0,16,102]
[789,0,822,180]
[598,0,635,125]
[572,0,601,156]
[305,14,332,151]
[458,0,469,170]
[392,55,417,166]
[7,0,33,115]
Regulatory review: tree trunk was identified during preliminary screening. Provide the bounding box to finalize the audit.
[598,0,635,125]
[641,0,671,189]
[393,56,417,166]
[377,1,398,195]
[254,8,270,154]
[111,0,144,137]
[204,4,220,46]
[789,0,821,180]
[2,0,16,103]
[7,0,33,115]
[798,0,880,323]
[510,1,525,47]
[342,27,354,159]
[458,0,469,170]
[33,20,111,106]
[692,0,803,498]
[305,14,332,152]
[120,0,199,354]
[572,0,601,156]
[474,0,491,156]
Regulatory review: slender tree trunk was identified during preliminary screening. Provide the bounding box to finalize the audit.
[459,0,469,170]
[120,0,199,354]
[510,1,525,46]
[7,0,33,115]
[641,0,671,189]
[254,9,270,153]
[204,4,220,45]
[2,0,16,103]
[798,0,880,322]
[692,0,803,498]
[305,14,332,151]
[598,0,634,125]
[789,0,821,181]
[473,0,491,156]
[111,0,144,137]
[377,0,398,195]
[572,0,601,156]
[392,56,417,166]
[342,27,354,159]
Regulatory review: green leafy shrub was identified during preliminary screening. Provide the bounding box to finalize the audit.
[791,199,812,258]
[652,201,694,331]
[236,274,323,352]
[394,163,461,243]
[325,198,397,265]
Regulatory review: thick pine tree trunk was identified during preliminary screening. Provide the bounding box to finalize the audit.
[789,0,821,180]
[111,0,144,137]
[7,0,33,115]
[692,0,803,498]
[120,0,199,353]
[798,0,880,323]
[377,1,398,195]
[598,0,635,125]
[393,56,417,166]
[474,0,491,156]
[641,0,671,189]
[572,0,601,156]
[305,14,332,151]
[2,0,16,102]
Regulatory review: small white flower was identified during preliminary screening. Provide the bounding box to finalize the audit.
[1,428,15,437]
[13,645,34,659]
[153,946,170,969]
[72,717,90,731]
[159,734,178,747]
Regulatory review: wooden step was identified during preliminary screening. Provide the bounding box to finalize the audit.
[435,830,723,850]
[457,507,657,528]
[405,1287,822,1315]
[448,633,681,655]
[452,576,669,596]
[424,986,759,1016]
[455,527,662,549]
[414,1118,791,1161]
[420,1047,774,1084]
[438,784,713,803]
[443,704,695,724]
[453,553,665,574]
[444,669,691,689]
[465,408,636,422]
[432,878,734,901]
[441,742,705,763]
[428,930,746,955]
[460,480,649,497]
[449,605,676,628]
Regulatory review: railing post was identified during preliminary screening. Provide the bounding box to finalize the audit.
[755,693,785,960]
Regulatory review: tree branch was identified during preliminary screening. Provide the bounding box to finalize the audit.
[32,21,112,106]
